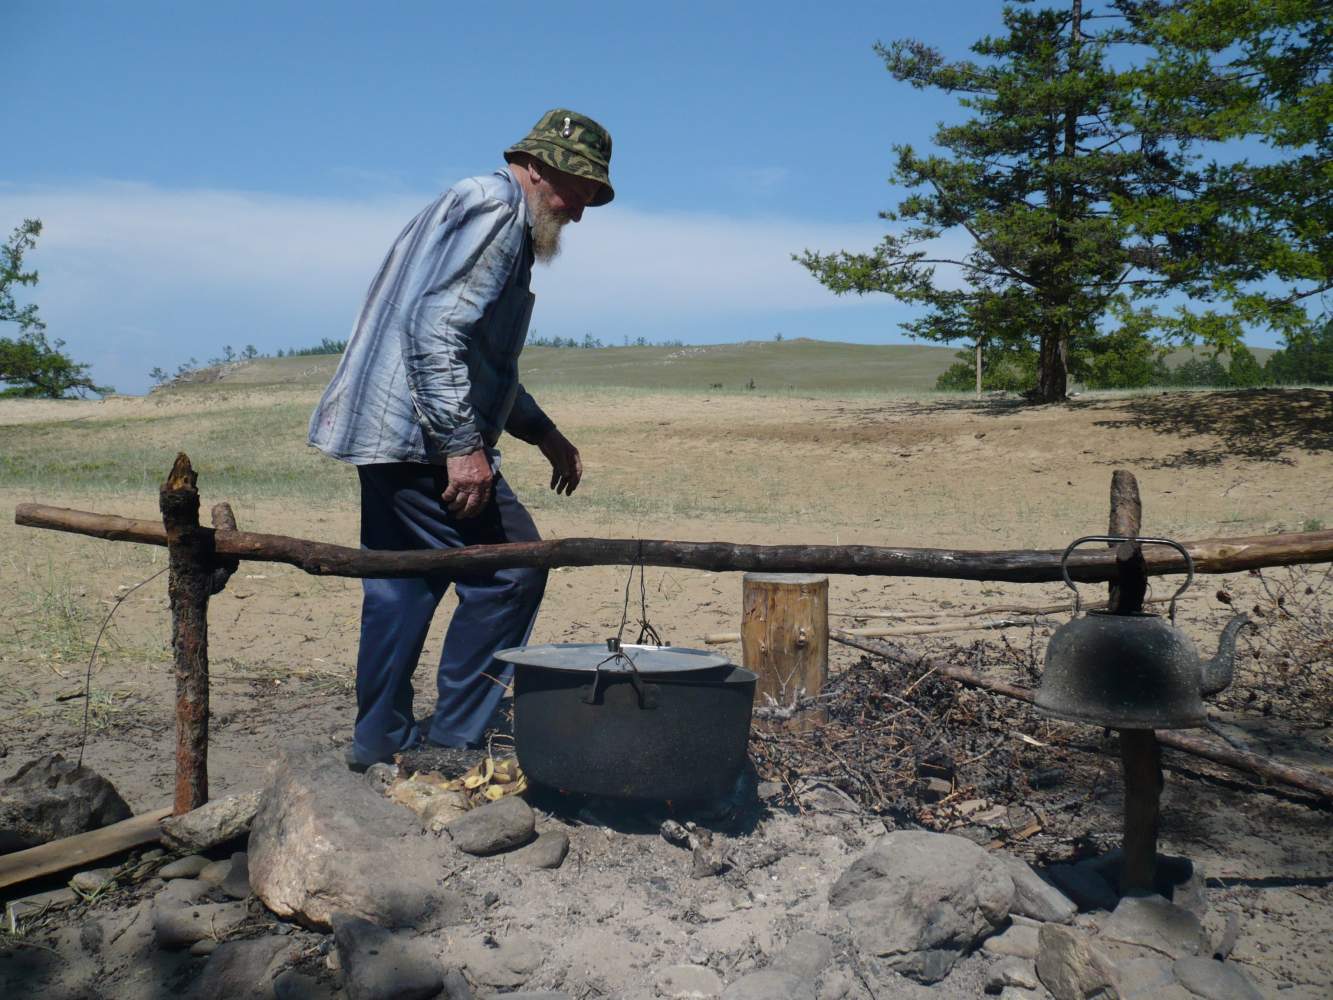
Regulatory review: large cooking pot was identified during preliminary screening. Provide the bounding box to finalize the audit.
[496,641,757,802]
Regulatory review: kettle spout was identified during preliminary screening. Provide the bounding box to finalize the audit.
[1200,614,1250,697]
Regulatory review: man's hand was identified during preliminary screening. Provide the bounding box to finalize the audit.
[442,449,494,518]
[539,427,582,496]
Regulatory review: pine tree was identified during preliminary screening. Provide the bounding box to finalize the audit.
[0,219,113,398]
[1128,0,1330,346]
[799,1,1211,402]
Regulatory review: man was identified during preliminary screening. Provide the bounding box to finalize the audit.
[309,109,614,769]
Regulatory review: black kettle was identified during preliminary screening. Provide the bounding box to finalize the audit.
[1036,536,1249,730]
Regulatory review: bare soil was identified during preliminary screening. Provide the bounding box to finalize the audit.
[1,387,1330,996]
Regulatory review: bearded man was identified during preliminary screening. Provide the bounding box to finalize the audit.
[309,109,614,769]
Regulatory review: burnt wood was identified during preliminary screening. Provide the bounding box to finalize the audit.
[829,629,1333,803]
[15,503,1333,581]
[160,454,211,814]
[1107,470,1160,893]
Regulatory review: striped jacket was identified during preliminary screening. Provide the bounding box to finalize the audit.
[308,169,553,466]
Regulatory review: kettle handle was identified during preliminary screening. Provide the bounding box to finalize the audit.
[1060,535,1194,622]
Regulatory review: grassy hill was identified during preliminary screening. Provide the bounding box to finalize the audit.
[178,338,1280,397]
[187,339,962,394]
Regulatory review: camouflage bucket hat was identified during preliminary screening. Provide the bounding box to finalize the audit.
[505,108,614,207]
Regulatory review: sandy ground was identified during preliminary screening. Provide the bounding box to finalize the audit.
[1,386,1331,995]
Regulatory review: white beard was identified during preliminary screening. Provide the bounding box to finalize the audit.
[529,193,567,263]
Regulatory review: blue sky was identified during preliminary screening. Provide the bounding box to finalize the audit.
[3,1,1283,395]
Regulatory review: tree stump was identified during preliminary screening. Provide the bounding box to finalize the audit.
[741,573,828,710]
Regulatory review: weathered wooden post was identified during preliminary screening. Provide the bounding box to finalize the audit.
[159,453,222,814]
[741,572,828,710]
[1107,469,1160,893]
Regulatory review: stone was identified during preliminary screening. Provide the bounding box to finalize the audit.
[828,830,1014,983]
[248,748,468,930]
[720,970,814,1000]
[160,855,211,879]
[1036,924,1116,1000]
[221,851,251,899]
[0,753,132,851]
[1173,956,1264,1000]
[816,969,852,1000]
[160,789,263,852]
[69,866,118,894]
[191,938,219,956]
[332,912,444,1000]
[483,994,569,1000]
[190,935,293,1000]
[770,931,833,980]
[153,899,250,949]
[985,956,1039,992]
[1100,894,1207,959]
[441,968,474,999]
[982,923,1040,960]
[273,969,343,1000]
[157,877,211,907]
[1113,956,1189,999]
[442,795,536,855]
[507,829,570,869]
[656,963,725,998]
[1047,862,1119,912]
[1001,857,1077,924]
[797,781,862,815]
[200,859,232,886]
[457,932,544,988]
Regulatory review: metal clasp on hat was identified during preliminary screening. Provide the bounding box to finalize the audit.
[561,116,573,138]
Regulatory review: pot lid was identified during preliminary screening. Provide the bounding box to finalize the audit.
[494,642,730,674]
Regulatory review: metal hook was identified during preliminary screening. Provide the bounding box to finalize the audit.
[1059,535,1194,622]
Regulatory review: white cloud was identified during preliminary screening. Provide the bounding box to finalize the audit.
[0,180,917,393]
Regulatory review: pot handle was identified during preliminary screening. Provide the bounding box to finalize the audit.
[1060,535,1194,622]
[580,640,658,710]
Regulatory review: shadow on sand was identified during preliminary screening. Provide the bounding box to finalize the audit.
[1083,388,1333,466]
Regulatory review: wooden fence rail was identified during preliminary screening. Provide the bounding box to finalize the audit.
[12,455,1333,817]
[16,502,1333,582]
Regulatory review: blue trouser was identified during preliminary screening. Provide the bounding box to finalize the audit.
[349,462,547,766]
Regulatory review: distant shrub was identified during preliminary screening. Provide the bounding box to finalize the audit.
[278,338,347,357]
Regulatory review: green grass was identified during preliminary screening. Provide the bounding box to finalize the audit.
[172,339,962,394]
[0,400,354,502]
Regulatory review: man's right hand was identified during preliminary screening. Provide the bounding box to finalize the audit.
[442,449,493,519]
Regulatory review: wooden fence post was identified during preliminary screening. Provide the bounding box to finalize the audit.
[741,572,828,710]
[1108,469,1160,893]
[160,454,212,814]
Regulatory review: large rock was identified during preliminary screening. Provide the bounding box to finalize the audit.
[0,753,131,851]
[441,796,535,855]
[1099,894,1206,959]
[720,970,814,1000]
[1036,924,1117,1000]
[189,935,294,1000]
[1173,956,1263,1000]
[456,932,543,988]
[247,749,468,931]
[153,899,250,949]
[828,831,1014,983]
[506,830,569,869]
[1000,856,1077,923]
[769,931,833,981]
[160,789,263,853]
[332,913,444,1000]
[1037,921,1199,1000]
